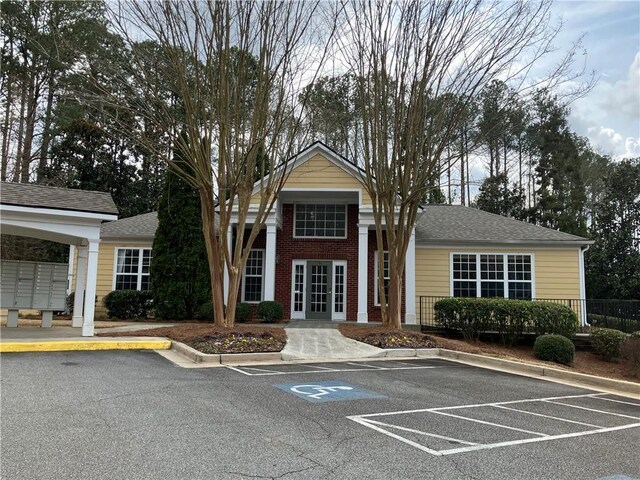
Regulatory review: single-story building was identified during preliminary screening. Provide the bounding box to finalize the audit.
[83,142,592,324]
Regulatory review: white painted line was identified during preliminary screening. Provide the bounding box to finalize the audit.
[345,362,385,369]
[224,365,254,376]
[439,422,640,456]
[347,416,443,456]
[591,396,640,407]
[239,366,284,374]
[492,405,605,428]
[299,364,338,371]
[364,419,478,446]
[431,410,549,437]
[543,400,640,420]
[227,365,440,376]
[353,393,605,419]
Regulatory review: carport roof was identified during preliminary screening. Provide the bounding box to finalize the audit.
[1,182,118,215]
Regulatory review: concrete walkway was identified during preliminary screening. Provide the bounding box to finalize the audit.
[281,320,384,360]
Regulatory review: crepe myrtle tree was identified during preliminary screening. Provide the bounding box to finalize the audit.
[339,0,593,328]
[96,1,337,327]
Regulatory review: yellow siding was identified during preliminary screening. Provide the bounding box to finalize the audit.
[415,247,581,299]
[251,153,371,204]
[71,241,153,314]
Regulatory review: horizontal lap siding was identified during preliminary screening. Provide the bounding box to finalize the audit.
[251,154,371,204]
[415,247,581,299]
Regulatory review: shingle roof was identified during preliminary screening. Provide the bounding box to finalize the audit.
[415,205,591,245]
[1,182,118,215]
[101,212,158,239]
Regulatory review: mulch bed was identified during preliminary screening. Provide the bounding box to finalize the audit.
[338,324,437,349]
[338,324,637,383]
[99,324,287,354]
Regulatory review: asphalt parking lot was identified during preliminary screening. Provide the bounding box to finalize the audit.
[1,351,639,480]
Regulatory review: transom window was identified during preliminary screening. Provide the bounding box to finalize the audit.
[294,204,346,238]
[242,249,264,303]
[114,248,152,291]
[374,251,390,305]
[452,253,533,300]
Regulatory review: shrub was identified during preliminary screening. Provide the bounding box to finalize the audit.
[195,301,213,321]
[620,337,640,378]
[257,301,283,323]
[103,290,153,319]
[434,298,578,345]
[66,292,75,314]
[235,303,252,323]
[533,334,575,365]
[591,328,628,361]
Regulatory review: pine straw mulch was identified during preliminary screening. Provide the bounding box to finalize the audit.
[99,324,287,354]
[338,325,638,383]
[338,324,437,349]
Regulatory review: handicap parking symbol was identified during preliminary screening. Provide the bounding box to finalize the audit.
[275,380,385,403]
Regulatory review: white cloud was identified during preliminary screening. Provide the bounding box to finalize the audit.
[602,51,640,121]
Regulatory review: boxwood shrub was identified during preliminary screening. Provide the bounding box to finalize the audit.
[434,298,578,344]
[235,303,252,323]
[591,328,628,361]
[533,334,575,365]
[257,301,284,323]
[103,290,153,319]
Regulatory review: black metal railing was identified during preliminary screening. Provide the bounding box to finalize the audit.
[417,296,640,333]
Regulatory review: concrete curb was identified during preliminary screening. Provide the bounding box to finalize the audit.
[0,338,171,353]
[170,341,282,365]
[437,349,640,396]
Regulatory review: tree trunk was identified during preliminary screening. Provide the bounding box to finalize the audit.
[387,269,402,329]
[20,76,39,183]
[1,76,13,181]
[199,186,226,327]
[12,80,27,182]
[460,129,466,206]
[38,75,56,180]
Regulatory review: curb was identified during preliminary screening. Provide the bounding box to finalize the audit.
[170,342,282,365]
[0,338,171,353]
[437,349,640,396]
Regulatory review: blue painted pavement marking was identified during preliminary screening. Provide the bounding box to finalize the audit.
[275,380,386,403]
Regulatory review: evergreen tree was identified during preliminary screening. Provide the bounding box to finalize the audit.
[150,136,211,320]
[475,173,526,220]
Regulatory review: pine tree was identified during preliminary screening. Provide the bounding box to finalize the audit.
[150,136,211,320]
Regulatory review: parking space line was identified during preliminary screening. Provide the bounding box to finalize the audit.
[431,410,550,437]
[345,362,385,369]
[363,419,478,446]
[543,400,640,420]
[591,396,640,407]
[348,416,444,456]
[226,364,440,376]
[224,365,254,376]
[298,364,337,371]
[492,405,605,428]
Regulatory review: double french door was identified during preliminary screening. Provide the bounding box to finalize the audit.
[291,260,346,320]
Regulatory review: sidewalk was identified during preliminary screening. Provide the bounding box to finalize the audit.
[281,320,383,360]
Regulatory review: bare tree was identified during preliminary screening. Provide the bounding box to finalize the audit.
[340,0,592,328]
[101,1,335,327]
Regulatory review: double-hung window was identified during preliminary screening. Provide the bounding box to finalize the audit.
[294,204,347,238]
[114,248,152,291]
[243,249,264,303]
[374,251,390,305]
[452,253,533,300]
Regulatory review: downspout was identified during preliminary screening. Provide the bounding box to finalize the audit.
[578,245,590,327]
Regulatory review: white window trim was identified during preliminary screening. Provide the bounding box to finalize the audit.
[112,247,152,291]
[332,261,347,321]
[293,203,348,239]
[290,260,306,319]
[449,252,536,299]
[242,249,265,304]
[374,251,390,306]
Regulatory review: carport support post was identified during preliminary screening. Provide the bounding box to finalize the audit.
[72,245,88,328]
[81,241,99,337]
[264,222,277,301]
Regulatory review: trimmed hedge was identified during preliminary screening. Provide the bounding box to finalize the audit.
[434,298,578,345]
[257,301,284,323]
[533,334,575,365]
[103,290,153,319]
[591,328,628,361]
[620,337,640,378]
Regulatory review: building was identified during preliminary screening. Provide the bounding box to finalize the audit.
[86,142,593,324]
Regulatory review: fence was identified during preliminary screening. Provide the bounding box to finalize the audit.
[417,297,640,333]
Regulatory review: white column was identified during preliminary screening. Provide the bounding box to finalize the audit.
[404,228,417,325]
[578,246,589,326]
[264,223,277,301]
[357,224,369,323]
[82,241,99,337]
[72,245,88,328]
[66,245,75,296]
[223,224,233,303]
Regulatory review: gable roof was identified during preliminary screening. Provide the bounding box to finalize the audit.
[415,205,592,246]
[101,212,158,240]
[1,181,118,215]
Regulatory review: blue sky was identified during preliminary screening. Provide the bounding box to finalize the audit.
[551,0,640,158]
